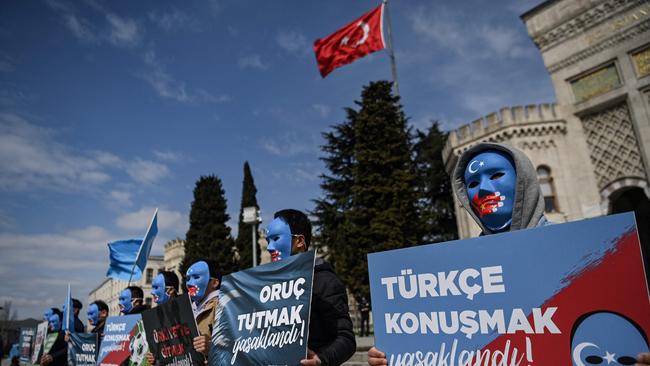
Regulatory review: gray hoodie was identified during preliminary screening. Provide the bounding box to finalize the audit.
[451,142,546,235]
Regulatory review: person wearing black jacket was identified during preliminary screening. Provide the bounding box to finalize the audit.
[267,209,356,366]
[71,299,85,333]
[118,286,150,315]
[40,308,67,366]
[88,300,109,346]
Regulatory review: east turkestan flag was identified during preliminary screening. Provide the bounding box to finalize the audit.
[106,209,158,281]
[313,4,385,77]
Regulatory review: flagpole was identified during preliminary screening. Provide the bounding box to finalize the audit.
[383,0,400,97]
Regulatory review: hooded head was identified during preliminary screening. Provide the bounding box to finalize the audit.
[452,143,545,235]
[151,271,179,305]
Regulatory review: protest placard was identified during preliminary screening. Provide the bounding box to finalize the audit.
[210,250,316,366]
[98,315,150,366]
[67,333,98,366]
[141,294,203,366]
[31,321,48,365]
[368,212,650,365]
[19,327,35,365]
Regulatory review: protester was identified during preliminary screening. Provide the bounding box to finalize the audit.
[151,271,179,305]
[10,356,19,366]
[367,142,650,365]
[87,300,108,343]
[146,271,181,365]
[40,308,67,366]
[267,209,355,366]
[43,308,53,322]
[118,286,149,315]
[186,260,221,356]
[358,297,371,337]
[71,299,85,333]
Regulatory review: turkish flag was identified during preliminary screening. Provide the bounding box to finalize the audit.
[313,4,385,77]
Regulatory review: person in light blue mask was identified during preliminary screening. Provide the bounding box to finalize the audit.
[151,271,179,305]
[87,300,108,338]
[266,209,356,366]
[40,308,66,366]
[119,286,149,315]
[186,260,221,356]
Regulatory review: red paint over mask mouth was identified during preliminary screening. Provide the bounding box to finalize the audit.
[270,251,281,262]
[471,192,504,218]
[187,286,199,297]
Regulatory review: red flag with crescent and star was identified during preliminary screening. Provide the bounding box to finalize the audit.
[313,4,385,78]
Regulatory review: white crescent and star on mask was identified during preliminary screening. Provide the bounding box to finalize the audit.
[467,160,485,174]
[572,342,619,366]
[340,21,370,48]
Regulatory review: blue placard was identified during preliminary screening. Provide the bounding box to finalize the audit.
[368,212,650,365]
[210,250,316,366]
[67,333,98,366]
[98,314,150,366]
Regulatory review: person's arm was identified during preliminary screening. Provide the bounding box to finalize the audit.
[306,272,356,366]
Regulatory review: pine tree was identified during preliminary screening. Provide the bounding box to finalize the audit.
[180,175,237,278]
[319,81,420,301]
[234,161,260,270]
[414,122,458,243]
[312,109,356,259]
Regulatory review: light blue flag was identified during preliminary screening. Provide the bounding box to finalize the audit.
[134,209,158,281]
[106,239,143,281]
[62,284,74,332]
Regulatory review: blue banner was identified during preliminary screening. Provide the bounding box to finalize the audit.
[210,250,316,366]
[135,209,158,279]
[98,315,150,366]
[67,333,98,366]
[368,212,650,365]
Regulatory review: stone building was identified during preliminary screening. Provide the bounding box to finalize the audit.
[88,240,186,316]
[442,0,649,264]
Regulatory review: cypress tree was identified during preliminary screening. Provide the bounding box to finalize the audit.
[414,122,458,243]
[234,161,260,270]
[180,175,237,278]
[326,80,420,301]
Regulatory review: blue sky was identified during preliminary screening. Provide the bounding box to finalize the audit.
[0,0,555,320]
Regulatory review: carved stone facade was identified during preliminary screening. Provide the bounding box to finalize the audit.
[443,0,650,241]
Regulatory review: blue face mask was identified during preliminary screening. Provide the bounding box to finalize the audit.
[118,289,133,314]
[464,150,516,232]
[43,308,53,322]
[186,261,210,303]
[571,312,649,366]
[266,218,293,262]
[48,313,61,332]
[87,304,99,326]
[151,273,170,305]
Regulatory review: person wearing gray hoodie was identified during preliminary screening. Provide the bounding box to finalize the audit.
[367,142,650,365]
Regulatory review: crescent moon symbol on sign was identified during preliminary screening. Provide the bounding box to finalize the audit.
[468,160,480,173]
[355,21,370,47]
[572,342,598,366]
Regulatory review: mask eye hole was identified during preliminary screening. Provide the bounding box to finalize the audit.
[490,172,505,180]
[585,355,603,364]
[617,356,636,365]
[468,182,478,188]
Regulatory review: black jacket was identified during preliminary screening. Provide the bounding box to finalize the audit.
[46,332,67,366]
[74,316,85,333]
[125,304,150,315]
[308,258,356,366]
[92,319,106,348]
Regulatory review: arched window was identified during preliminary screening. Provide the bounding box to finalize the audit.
[537,165,557,213]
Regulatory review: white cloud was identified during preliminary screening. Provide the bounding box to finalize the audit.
[148,9,201,32]
[115,207,188,237]
[261,132,319,157]
[153,150,182,162]
[238,54,267,70]
[126,158,170,185]
[109,190,132,206]
[0,113,173,192]
[312,104,331,118]
[409,4,533,60]
[276,30,310,56]
[64,13,98,43]
[0,54,15,73]
[0,113,112,191]
[106,13,140,46]
[142,51,230,104]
